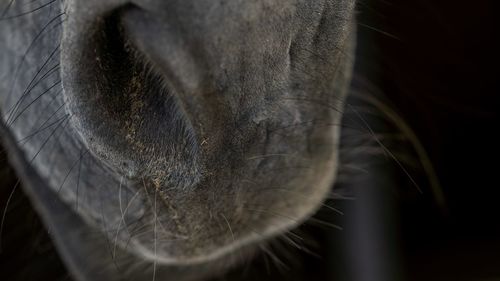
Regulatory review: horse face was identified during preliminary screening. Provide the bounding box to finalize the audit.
[0,0,355,273]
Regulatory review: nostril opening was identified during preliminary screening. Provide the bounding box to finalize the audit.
[61,5,201,188]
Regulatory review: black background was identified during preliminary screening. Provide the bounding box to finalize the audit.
[358,0,500,280]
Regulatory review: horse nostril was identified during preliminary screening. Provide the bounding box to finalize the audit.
[61,7,202,188]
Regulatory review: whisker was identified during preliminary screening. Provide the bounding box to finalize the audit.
[56,147,88,194]
[29,113,70,163]
[9,79,62,126]
[347,104,423,193]
[249,185,345,216]
[351,91,446,210]
[357,21,400,40]
[3,13,64,124]
[307,217,343,231]
[17,101,66,144]
[221,213,236,243]
[97,176,121,273]
[246,153,299,161]
[0,179,20,252]
[0,0,16,18]
[152,178,157,281]
[75,147,83,211]
[4,43,61,124]
[113,182,141,259]
[0,0,59,21]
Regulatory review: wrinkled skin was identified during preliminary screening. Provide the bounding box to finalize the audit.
[0,0,356,280]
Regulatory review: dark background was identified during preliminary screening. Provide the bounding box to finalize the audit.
[356,0,499,280]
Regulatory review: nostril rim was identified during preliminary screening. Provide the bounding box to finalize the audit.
[61,6,201,189]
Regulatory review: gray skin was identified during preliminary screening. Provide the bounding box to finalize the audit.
[0,0,356,280]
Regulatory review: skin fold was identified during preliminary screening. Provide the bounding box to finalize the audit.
[0,0,356,280]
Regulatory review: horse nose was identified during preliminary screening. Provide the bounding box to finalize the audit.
[60,0,204,188]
